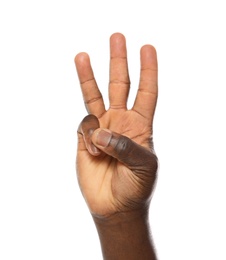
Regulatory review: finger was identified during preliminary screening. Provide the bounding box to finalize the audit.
[74,53,106,117]
[91,128,158,176]
[77,114,101,156]
[132,45,158,121]
[109,33,130,109]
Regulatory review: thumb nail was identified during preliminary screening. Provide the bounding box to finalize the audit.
[95,129,112,147]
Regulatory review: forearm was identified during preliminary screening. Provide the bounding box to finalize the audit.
[93,208,157,260]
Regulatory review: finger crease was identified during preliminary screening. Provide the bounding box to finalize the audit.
[85,96,103,104]
[97,111,106,119]
[132,108,149,120]
[110,105,127,110]
[110,56,127,60]
[80,78,95,85]
[141,67,158,72]
[138,88,158,96]
[109,80,130,86]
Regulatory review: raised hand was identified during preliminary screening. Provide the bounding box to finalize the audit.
[75,33,158,219]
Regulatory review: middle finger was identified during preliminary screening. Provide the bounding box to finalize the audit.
[109,33,130,110]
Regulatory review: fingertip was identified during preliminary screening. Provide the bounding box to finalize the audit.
[140,44,158,70]
[110,32,126,42]
[140,44,157,57]
[110,32,127,58]
[78,115,102,156]
[74,52,93,81]
[79,114,99,133]
[74,52,90,65]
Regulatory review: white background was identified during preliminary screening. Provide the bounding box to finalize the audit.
[0,0,225,259]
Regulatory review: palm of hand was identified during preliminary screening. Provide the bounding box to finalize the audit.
[75,33,158,217]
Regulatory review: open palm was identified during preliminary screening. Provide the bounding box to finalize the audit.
[75,33,158,217]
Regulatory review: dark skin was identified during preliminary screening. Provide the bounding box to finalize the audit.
[75,33,158,260]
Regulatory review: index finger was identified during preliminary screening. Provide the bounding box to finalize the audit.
[74,53,106,118]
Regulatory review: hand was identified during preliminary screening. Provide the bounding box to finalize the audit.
[75,33,158,218]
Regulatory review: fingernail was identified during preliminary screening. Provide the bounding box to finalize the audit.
[96,130,112,147]
[90,143,100,154]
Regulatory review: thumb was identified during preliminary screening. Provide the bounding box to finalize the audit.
[91,128,158,175]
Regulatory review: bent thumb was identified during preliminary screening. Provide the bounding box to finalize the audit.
[91,128,158,175]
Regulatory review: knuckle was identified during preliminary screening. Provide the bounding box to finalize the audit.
[114,135,131,159]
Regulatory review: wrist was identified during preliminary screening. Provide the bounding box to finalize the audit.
[92,207,149,227]
[92,208,157,260]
